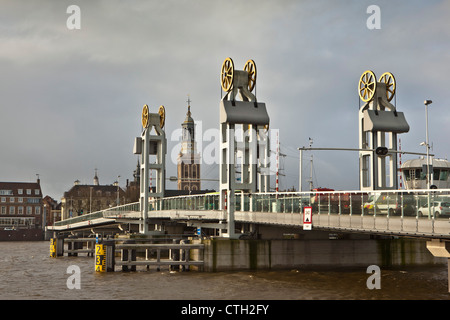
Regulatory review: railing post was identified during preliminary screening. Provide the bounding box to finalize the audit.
[105,239,115,272]
[56,235,64,257]
[121,240,136,272]
[171,239,180,271]
[338,193,341,227]
[156,249,161,271]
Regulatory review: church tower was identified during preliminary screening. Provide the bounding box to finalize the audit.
[177,97,201,191]
[93,168,99,186]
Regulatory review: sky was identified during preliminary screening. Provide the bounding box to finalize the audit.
[1,0,450,200]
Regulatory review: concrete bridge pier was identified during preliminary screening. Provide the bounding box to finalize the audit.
[426,240,450,292]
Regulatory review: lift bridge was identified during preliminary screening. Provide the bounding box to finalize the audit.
[47,62,450,272]
[50,189,450,241]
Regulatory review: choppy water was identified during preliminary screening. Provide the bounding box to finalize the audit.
[0,241,448,301]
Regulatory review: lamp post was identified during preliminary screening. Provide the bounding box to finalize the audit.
[424,99,432,189]
[117,175,121,206]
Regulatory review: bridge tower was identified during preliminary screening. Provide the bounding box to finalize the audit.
[219,58,270,238]
[133,105,167,234]
[358,71,409,191]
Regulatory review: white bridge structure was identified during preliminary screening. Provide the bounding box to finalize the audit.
[47,63,450,286]
[48,63,450,243]
[50,189,450,241]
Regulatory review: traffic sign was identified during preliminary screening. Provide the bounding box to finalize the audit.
[303,206,312,230]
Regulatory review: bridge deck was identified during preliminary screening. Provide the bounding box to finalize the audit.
[48,189,450,239]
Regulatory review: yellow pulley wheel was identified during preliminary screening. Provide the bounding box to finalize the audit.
[158,105,165,129]
[221,57,234,92]
[378,72,396,102]
[142,104,149,128]
[244,59,257,92]
[358,70,377,102]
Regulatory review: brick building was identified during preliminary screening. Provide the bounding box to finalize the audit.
[42,195,62,226]
[0,179,43,229]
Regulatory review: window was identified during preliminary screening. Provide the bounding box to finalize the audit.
[26,189,31,195]
[408,169,416,181]
[440,169,449,181]
[35,207,40,215]
[18,189,23,195]
[35,189,40,195]
[9,207,15,214]
[10,197,14,203]
[0,190,13,195]
[18,197,23,203]
[1,207,5,214]
[1,197,5,203]
[18,207,23,215]
[26,207,32,215]
[417,169,426,180]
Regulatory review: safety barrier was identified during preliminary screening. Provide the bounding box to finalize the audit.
[53,189,450,238]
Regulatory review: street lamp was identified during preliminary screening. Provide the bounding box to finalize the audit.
[423,99,432,189]
[117,175,121,206]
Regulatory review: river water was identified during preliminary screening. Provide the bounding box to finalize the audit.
[0,241,448,302]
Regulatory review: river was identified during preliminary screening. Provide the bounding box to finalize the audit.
[0,241,450,300]
[0,241,448,302]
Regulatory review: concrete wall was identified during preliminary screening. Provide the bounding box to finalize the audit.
[200,238,446,272]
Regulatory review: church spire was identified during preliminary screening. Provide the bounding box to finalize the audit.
[184,94,193,123]
[93,168,99,186]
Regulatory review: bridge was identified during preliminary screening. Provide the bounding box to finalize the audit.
[48,189,450,240]
[47,61,450,291]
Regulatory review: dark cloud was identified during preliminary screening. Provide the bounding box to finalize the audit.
[0,1,449,198]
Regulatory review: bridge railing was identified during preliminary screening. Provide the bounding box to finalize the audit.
[54,202,141,226]
[102,202,140,217]
[229,189,450,237]
[232,189,450,219]
[146,193,220,212]
[55,189,450,233]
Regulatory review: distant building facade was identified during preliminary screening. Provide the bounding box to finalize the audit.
[0,179,43,229]
[42,195,61,226]
[61,171,126,220]
[125,160,140,203]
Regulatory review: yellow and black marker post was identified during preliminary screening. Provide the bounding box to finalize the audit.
[49,238,57,258]
[95,243,106,272]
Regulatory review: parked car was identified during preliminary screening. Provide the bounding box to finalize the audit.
[418,201,450,218]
